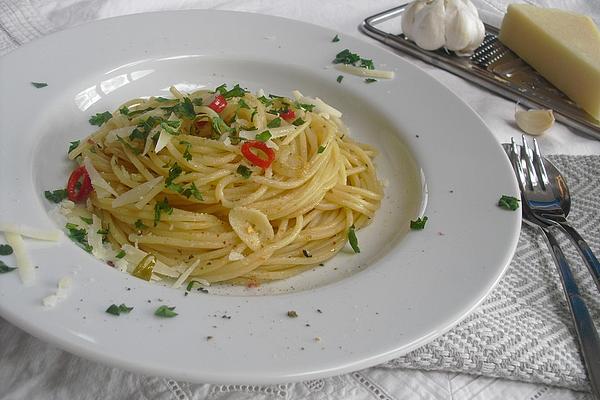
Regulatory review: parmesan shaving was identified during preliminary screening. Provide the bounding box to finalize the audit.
[172,259,201,289]
[0,223,62,241]
[112,176,164,208]
[335,64,395,79]
[292,91,342,118]
[4,232,34,286]
[154,130,171,153]
[83,157,118,197]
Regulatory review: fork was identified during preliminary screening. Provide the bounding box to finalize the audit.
[508,138,600,398]
[517,137,600,293]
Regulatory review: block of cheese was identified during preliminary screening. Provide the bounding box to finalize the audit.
[499,4,600,120]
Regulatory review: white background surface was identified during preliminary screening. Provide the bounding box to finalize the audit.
[0,0,599,399]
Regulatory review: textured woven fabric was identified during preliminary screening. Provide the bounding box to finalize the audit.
[385,155,600,391]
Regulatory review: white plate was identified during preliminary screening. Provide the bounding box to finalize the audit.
[0,10,520,384]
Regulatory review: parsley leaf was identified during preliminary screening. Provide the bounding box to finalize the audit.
[128,128,147,141]
[294,102,315,112]
[155,305,178,317]
[214,84,228,95]
[185,280,209,295]
[332,34,340,42]
[154,197,173,226]
[255,130,272,142]
[360,58,375,70]
[348,224,360,253]
[172,97,196,120]
[336,75,344,83]
[116,136,141,155]
[410,216,428,230]
[317,145,326,154]
[258,96,273,106]
[192,98,203,106]
[0,244,13,256]
[267,117,281,128]
[165,163,183,187]
[238,98,251,110]
[181,182,203,201]
[223,84,247,99]
[364,78,378,83]
[66,223,93,252]
[155,97,171,102]
[237,165,252,179]
[161,119,182,135]
[106,303,134,316]
[44,189,68,203]
[80,216,93,225]
[89,111,113,126]
[134,219,148,230]
[119,106,130,116]
[179,140,192,161]
[211,116,232,136]
[292,118,305,126]
[498,195,520,211]
[68,140,80,154]
[115,250,126,259]
[0,261,17,274]
[31,81,48,88]
[334,49,361,65]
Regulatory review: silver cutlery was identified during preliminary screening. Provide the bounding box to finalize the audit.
[514,138,600,292]
[504,138,600,399]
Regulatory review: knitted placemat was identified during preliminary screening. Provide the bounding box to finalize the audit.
[383,155,600,391]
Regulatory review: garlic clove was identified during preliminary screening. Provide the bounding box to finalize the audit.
[515,109,555,135]
[411,0,446,51]
[401,0,425,40]
[445,1,474,52]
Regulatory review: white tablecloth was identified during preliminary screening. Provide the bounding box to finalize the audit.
[1,1,599,399]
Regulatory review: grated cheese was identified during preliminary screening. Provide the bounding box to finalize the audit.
[4,232,34,286]
[0,223,62,241]
[335,64,395,79]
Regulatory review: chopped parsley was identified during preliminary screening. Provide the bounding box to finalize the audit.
[333,49,376,70]
[302,249,312,258]
[185,280,209,296]
[106,303,134,316]
[155,97,171,102]
[498,195,520,211]
[66,223,92,253]
[255,130,272,142]
[181,182,203,201]
[80,216,93,225]
[160,119,182,135]
[68,140,80,154]
[237,165,252,179]
[175,97,196,120]
[364,78,378,83]
[155,305,178,318]
[348,224,360,253]
[0,244,13,256]
[267,117,281,128]
[336,75,344,83]
[294,102,315,112]
[165,163,183,187]
[134,219,148,230]
[89,111,113,126]
[31,82,48,88]
[211,116,232,136]
[292,118,305,126]
[410,216,428,230]
[223,84,247,99]
[0,261,17,273]
[44,189,68,203]
[116,136,141,155]
[258,96,273,106]
[119,106,130,116]
[237,98,250,109]
[180,140,192,161]
[192,98,203,106]
[128,128,146,141]
[115,250,126,259]
[317,145,326,154]
[214,83,228,95]
[153,197,173,226]
[332,34,340,43]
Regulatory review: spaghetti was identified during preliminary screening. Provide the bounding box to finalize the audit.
[64,85,383,286]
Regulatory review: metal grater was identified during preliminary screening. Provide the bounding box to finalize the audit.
[360,4,600,140]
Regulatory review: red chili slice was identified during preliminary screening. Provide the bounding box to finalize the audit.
[241,140,275,169]
[67,165,93,202]
[279,109,296,122]
[208,94,227,113]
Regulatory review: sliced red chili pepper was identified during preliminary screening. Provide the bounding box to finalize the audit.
[67,165,93,202]
[208,94,227,113]
[241,140,276,169]
[194,119,208,131]
[279,109,296,122]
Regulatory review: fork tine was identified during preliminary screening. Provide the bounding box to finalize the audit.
[510,137,527,190]
[521,136,538,189]
[532,138,550,189]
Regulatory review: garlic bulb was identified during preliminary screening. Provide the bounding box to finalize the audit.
[401,0,485,55]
